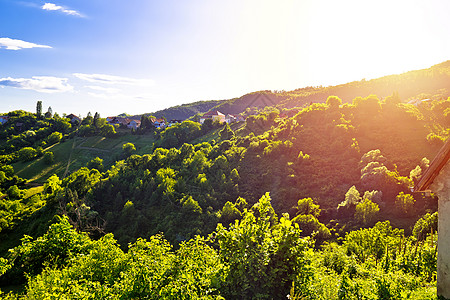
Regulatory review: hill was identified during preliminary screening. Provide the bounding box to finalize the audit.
[147,60,450,120]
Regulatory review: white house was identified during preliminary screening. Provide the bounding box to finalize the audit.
[200,110,225,124]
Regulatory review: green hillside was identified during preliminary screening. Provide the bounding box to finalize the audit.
[1,62,449,299]
[13,134,157,184]
[146,60,450,121]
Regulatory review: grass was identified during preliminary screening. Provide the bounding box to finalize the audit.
[24,186,44,198]
[191,122,246,145]
[12,133,157,184]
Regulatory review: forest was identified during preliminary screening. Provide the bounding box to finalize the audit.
[0,79,449,298]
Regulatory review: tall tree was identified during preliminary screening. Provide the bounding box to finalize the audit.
[36,100,42,118]
[93,112,100,128]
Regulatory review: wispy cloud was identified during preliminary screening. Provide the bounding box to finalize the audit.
[0,37,52,50]
[74,73,154,86]
[0,76,73,93]
[42,3,83,17]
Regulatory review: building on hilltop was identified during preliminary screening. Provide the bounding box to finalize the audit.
[66,114,81,124]
[0,115,10,125]
[150,117,166,129]
[200,110,225,124]
[225,114,237,124]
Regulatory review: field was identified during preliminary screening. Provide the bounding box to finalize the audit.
[13,133,157,184]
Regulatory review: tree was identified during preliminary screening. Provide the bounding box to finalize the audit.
[18,147,37,161]
[337,186,361,217]
[384,91,401,106]
[43,151,54,165]
[93,112,100,128]
[99,123,116,137]
[122,143,136,157]
[215,193,311,299]
[395,192,415,216]
[219,123,235,140]
[82,112,93,125]
[326,95,342,110]
[87,157,104,171]
[36,100,42,118]
[47,131,62,145]
[295,197,321,218]
[7,185,22,199]
[355,198,379,226]
[140,115,154,131]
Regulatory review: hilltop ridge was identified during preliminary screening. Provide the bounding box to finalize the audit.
[145,60,450,120]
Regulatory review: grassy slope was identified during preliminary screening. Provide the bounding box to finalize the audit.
[13,132,156,184]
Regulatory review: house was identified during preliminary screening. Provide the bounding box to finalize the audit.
[127,119,141,130]
[0,115,9,125]
[199,110,225,124]
[168,119,183,127]
[236,115,246,122]
[225,114,237,124]
[150,118,166,129]
[415,138,450,299]
[407,99,432,106]
[107,116,141,129]
[66,114,81,124]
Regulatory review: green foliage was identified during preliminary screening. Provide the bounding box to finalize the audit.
[395,192,416,216]
[43,151,54,165]
[413,212,438,241]
[322,243,348,274]
[87,157,104,172]
[326,95,342,109]
[122,142,136,156]
[337,185,361,217]
[160,120,202,147]
[219,123,235,140]
[215,193,311,299]
[355,198,379,226]
[344,221,403,264]
[296,197,321,218]
[46,131,62,145]
[18,147,37,162]
[3,216,92,284]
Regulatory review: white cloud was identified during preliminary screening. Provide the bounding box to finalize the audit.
[0,37,52,50]
[74,73,154,86]
[42,3,82,17]
[0,76,73,93]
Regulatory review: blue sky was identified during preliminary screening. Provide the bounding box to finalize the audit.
[1,0,450,117]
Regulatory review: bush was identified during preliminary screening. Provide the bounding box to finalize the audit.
[87,157,104,171]
[43,151,54,165]
[122,143,136,157]
[47,131,62,145]
[18,147,37,161]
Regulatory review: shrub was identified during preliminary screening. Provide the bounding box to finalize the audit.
[43,151,54,165]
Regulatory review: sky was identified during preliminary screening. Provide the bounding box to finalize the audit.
[1,0,450,117]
